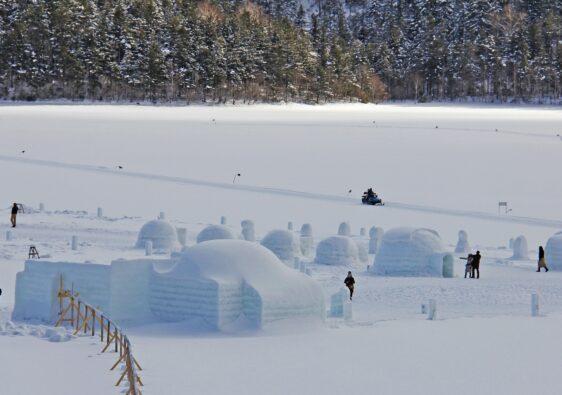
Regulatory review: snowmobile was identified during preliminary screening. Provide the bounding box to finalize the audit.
[362,190,384,206]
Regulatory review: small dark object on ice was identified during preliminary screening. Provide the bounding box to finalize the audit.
[435,125,439,129]
[361,188,383,206]
[21,150,25,154]
[117,166,123,169]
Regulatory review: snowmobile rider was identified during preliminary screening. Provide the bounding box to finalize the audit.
[10,203,18,228]
[344,271,355,301]
[367,188,375,198]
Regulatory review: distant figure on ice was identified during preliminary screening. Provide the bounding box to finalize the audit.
[344,271,355,301]
[460,253,474,278]
[471,251,481,279]
[537,246,549,272]
[10,203,18,228]
[367,188,375,198]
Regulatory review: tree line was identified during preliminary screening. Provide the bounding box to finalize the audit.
[0,0,560,103]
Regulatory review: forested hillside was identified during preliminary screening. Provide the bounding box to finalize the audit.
[0,0,560,103]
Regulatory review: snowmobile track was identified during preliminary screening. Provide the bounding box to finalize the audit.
[1,154,561,229]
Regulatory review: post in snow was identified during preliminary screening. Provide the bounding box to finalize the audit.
[531,293,540,317]
[145,240,153,256]
[220,216,227,225]
[159,211,166,220]
[287,221,293,231]
[71,236,78,251]
[97,207,103,218]
[427,299,437,320]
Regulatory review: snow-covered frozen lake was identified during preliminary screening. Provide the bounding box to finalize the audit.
[1,103,561,394]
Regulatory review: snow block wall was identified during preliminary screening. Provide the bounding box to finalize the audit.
[369,227,384,254]
[197,224,236,244]
[546,232,562,271]
[109,259,157,323]
[135,219,180,251]
[512,235,529,260]
[14,242,324,332]
[13,261,111,322]
[315,236,359,267]
[149,240,324,330]
[261,230,301,264]
[371,228,452,277]
[300,224,314,256]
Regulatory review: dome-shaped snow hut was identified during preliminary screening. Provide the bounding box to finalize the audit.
[511,235,529,260]
[546,232,562,271]
[135,219,179,251]
[197,225,236,244]
[149,240,325,331]
[260,230,300,263]
[315,236,359,266]
[371,227,453,277]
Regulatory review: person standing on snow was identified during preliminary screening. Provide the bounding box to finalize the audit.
[10,203,18,228]
[344,271,355,300]
[471,251,481,279]
[537,246,549,272]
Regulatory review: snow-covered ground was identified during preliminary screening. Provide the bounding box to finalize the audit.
[1,103,561,394]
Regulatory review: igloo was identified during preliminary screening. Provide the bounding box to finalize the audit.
[511,235,529,260]
[315,236,359,267]
[261,230,301,264]
[455,230,471,253]
[135,219,179,251]
[197,225,236,244]
[371,227,454,277]
[149,240,325,330]
[546,232,562,270]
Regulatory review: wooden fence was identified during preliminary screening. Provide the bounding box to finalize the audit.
[55,276,143,395]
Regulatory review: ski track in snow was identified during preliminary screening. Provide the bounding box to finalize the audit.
[1,153,561,229]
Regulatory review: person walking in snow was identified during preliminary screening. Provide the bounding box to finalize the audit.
[471,251,481,279]
[344,271,355,301]
[537,246,549,272]
[10,203,18,228]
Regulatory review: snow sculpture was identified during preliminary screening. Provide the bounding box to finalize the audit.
[371,227,453,277]
[288,222,293,231]
[315,236,359,266]
[149,240,325,330]
[261,230,301,264]
[511,235,529,260]
[71,236,78,251]
[241,220,256,242]
[369,227,384,254]
[135,219,179,251]
[220,216,227,225]
[360,228,366,237]
[338,222,351,236]
[546,232,562,270]
[159,212,166,220]
[455,230,470,253]
[197,225,235,244]
[509,238,514,249]
[176,228,187,246]
[97,207,103,218]
[300,224,314,256]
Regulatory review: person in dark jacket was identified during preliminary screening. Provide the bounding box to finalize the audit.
[10,203,18,228]
[537,246,549,272]
[471,251,481,279]
[344,271,355,300]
